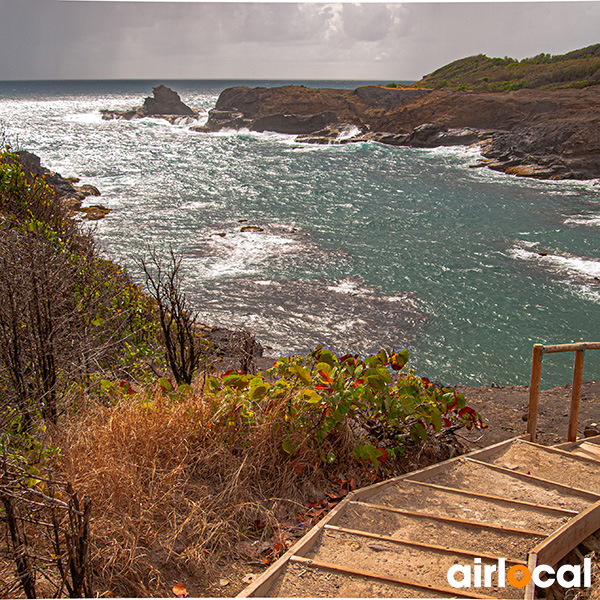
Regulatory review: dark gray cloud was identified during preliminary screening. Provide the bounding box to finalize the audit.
[1,1,599,80]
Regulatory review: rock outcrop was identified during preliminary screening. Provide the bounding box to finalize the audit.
[16,151,110,220]
[101,85,198,124]
[195,84,600,181]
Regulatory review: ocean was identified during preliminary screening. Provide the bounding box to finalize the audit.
[1,79,598,388]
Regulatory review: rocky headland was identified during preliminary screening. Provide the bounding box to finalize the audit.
[195,83,600,181]
[101,84,198,124]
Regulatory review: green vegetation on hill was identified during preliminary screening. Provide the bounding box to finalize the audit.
[406,43,600,92]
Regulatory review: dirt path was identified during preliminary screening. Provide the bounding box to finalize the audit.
[456,380,600,448]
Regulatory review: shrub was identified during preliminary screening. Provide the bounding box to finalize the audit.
[207,345,485,469]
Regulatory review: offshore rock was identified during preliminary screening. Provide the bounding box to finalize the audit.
[200,84,600,181]
[101,85,198,124]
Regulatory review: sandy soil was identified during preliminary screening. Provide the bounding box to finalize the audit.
[456,381,600,448]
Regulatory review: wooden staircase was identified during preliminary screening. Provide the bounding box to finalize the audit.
[239,344,600,598]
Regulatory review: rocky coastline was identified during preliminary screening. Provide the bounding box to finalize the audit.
[194,84,600,182]
[16,150,111,220]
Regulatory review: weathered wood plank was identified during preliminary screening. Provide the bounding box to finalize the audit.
[532,501,600,567]
[325,524,527,564]
[289,555,498,599]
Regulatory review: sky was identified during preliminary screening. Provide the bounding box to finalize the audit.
[1,0,600,81]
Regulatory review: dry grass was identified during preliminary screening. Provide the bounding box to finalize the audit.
[53,384,365,597]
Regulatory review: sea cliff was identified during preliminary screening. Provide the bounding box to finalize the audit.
[195,84,600,181]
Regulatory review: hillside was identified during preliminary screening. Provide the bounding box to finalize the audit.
[409,43,600,92]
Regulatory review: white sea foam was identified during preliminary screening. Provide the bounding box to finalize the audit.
[338,126,362,140]
[564,214,600,227]
[64,112,104,124]
[510,245,600,280]
[194,225,306,278]
[326,278,373,296]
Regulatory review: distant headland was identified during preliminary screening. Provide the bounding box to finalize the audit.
[99,45,600,182]
[193,44,600,182]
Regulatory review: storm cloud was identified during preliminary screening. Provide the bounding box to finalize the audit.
[1,0,599,80]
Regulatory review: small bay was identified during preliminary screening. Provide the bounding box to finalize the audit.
[1,79,598,388]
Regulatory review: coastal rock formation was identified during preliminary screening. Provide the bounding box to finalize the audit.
[197,84,600,181]
[101,85,198,124]
[16,151,111,220]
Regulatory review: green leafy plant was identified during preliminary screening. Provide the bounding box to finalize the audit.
[205,346,485,469]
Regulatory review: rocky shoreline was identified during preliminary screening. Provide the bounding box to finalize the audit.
[195,84,600,182]
[15,150,111,220]
[99,83,600,181]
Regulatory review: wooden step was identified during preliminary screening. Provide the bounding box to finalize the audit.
[301,528,523,599]
[478,439,600,493]
[362,480,572,534]
[263,558,460,598]
[238,437,600,598]
[334,501,544,561]
[407,457,593,512]
[572,442,600,461]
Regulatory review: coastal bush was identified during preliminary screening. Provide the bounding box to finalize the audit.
[138,248,209,385]
[0,148,162,428]
[0,147,166,597]
[208,345,485,468]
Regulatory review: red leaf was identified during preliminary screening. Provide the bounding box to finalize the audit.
[326,490,348,501]
[319,371,334,384]
[305,499,326,508]
[349,478,356,491]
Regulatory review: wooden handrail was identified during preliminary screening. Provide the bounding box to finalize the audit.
[527,342,600,443]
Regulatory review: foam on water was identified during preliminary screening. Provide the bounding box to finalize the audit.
[510,244,600,280]
[564,214,600,227]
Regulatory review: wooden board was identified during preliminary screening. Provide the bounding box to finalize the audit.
[531,500,600,567]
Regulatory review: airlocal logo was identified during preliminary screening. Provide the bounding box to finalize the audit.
[447,557,592,589]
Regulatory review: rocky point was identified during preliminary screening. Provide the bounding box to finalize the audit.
[194,84,600,181]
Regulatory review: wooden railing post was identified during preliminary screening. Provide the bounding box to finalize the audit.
[568,347,585,442]
[528,344,544,442]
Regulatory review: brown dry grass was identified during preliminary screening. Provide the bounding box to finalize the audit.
[53,384,365,597]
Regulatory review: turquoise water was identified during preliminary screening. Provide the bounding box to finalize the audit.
[1,80,599,388]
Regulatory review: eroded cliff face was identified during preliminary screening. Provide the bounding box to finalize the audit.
[197,84,600,181]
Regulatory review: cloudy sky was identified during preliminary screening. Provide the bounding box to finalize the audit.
[1,0,599,81]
